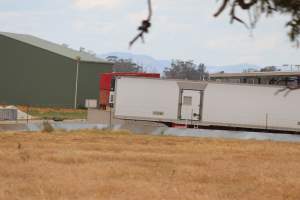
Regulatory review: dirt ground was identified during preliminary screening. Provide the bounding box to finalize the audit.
[0,131,300,200]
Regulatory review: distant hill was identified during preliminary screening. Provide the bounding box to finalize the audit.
[99,52,171,73]
[99,52,261,74]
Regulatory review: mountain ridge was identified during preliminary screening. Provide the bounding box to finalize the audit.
[99,52,261,73]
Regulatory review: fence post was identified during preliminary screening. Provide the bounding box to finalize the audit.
[265,113,269,130]
[109,108,112,130]
[27,105,29,125]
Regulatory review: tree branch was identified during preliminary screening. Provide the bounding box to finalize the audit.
[129,0,153,47]
[237,0,257,10]
[214,0,230,17]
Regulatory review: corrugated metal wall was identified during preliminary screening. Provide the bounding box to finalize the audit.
[0,35,112,108]
[77,62,112,107]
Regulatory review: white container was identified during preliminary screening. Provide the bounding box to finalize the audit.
[114,77,300,131]
[115,78,180,121]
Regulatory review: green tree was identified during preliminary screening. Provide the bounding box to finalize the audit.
[106,56,144,73]
[260,66,281,72]
[164,60,209,80]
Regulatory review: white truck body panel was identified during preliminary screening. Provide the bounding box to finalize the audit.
[203,83,300,130]
[115,78,180,121]
[114,77,300,131]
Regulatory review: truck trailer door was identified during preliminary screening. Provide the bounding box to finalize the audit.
[180,90,202,121]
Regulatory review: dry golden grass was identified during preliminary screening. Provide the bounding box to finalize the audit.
[0,131,300,200]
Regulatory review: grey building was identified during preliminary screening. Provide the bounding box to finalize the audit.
[0,32,113,108]
[210,71,300,86]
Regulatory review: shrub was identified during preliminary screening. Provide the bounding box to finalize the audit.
[43,121,54,133]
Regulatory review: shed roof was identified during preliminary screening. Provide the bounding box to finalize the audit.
[0,32,111,64]
[210,71,300,78]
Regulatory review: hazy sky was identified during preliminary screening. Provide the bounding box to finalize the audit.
[0,0,299,66]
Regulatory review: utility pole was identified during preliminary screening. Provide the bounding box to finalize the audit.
[74,56,81,109]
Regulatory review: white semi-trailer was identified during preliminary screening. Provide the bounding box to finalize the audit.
[114,77,300,132]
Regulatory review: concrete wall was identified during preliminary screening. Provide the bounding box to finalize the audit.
[203,83,300,130]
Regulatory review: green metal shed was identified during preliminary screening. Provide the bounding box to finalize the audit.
[0,32,113,108]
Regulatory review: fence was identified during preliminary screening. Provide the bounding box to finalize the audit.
[0,109,17,121]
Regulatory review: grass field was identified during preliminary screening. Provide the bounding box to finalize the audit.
[0,131,300,200]
[19,106,87,120]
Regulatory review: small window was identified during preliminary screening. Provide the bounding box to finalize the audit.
[183,96,192,105]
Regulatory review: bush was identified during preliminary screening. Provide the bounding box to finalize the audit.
[43,121,54,133]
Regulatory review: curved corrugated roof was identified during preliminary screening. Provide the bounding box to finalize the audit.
[0,32,112,64]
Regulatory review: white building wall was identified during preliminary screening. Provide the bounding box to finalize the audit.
[203,83,300,129]
[115,78,180,120]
